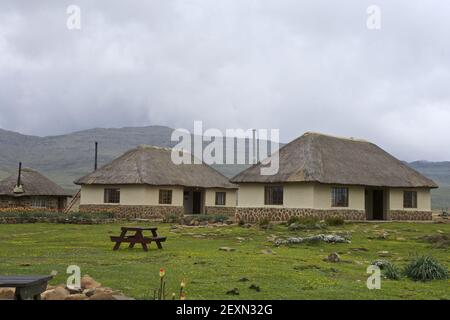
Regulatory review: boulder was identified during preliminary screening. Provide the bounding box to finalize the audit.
[83,288,96,297]
[219,247,235,252]
[64,293,87,300]
[81,275,101,289]
[0,287,15,300]
[325,252,341,263]
[88,292,116,300]
[42,287,70,300]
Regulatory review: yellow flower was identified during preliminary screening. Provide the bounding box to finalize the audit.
[159,268,166,278]
[180,280,186,288]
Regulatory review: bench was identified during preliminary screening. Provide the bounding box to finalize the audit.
[0,275,53,300]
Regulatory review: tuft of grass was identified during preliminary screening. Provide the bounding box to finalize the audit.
[404,255,449,281]
[383,262,401,280]
[287,216,325,230]
[258,217,272,229]
[324,217,345,226]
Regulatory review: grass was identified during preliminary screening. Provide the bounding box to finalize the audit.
[0,222,449,300]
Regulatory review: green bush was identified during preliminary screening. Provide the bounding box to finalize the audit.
[163,213,181,223]
[287,216,325,230]
[258,217,272,229]
[325,216,345,226]
[404,255,449,281]
[383,262,401,280]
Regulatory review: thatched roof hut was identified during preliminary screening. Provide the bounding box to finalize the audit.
[231,132,437,188]
[0,168,70,197]
[75,145,237,189]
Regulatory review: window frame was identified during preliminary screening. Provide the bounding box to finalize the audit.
[403,190,417,209]
[104,188,120,204]
[264,185,284,205]
[159,189,173,205]
[331,187,349,207]
[215,192,226,206]
[31,197,48,208]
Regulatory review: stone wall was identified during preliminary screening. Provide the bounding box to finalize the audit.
[388,210,432,221]
[0,196,62,210]
[204,206,236,216]
[79,204,184,219]
[235,207,366,222]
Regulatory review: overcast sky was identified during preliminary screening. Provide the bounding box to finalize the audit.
[0,1,449,161]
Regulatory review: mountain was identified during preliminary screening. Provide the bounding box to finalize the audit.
[0,127,449,209]
[408,161,450,210]
[0,126,263,190]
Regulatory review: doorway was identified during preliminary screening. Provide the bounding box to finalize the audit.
[372,190,384,220]
[193,191,202,214]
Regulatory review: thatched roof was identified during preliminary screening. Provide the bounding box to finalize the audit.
[231,132,438,188]
[0,168,70,197]
[74,145,237,189]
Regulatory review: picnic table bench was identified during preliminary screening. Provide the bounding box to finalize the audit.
[0,275,53,300]
[110,226,166,251]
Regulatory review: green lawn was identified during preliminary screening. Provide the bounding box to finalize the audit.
[0,222,449,300]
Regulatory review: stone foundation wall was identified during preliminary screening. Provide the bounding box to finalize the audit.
[235,207,366,222]
[79,204,184,219]
[0,196,61,210]
[388,210,432,221]
[204,206,236,216]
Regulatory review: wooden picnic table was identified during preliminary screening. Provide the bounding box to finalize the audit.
[110,226,166,251]
[0,275,53,300]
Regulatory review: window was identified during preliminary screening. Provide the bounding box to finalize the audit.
[104,188,120,204]
[403,191,417,208]
[159,189,172,204]
[264,186,283,205]
[215,192,226,206]
[331,187,348,207]
[32,197,48,208]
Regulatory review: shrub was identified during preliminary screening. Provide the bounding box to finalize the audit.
[287,216,325,230]
[325,216,345,226]
[163,213,181,224]
[258,217,272,229]
[404,255,449,281]
[383,262,401,280]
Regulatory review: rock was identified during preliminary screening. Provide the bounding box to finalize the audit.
[42,287,70,300]
[0,288,15,299]
[219,247,235,252]
[81,275,101,289]
[249,284,261,292]
[377,251,391,257]
[236,237,246,241]
[325,252,340,263]
[64,293,87,300]
[226,288,239,295]
[88,292,116,300]
[261,249,275,255]
[83,288,96,297]
[112,295,135,300]
[66,286,83,294]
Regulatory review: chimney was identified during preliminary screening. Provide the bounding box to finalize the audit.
[13,162,24,194]
[94,141,98,171]
[17,162,22,187]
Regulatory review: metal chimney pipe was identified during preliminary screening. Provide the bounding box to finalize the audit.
[94,141,98,171]
[17,162,22,187]
[252,129,256,164]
